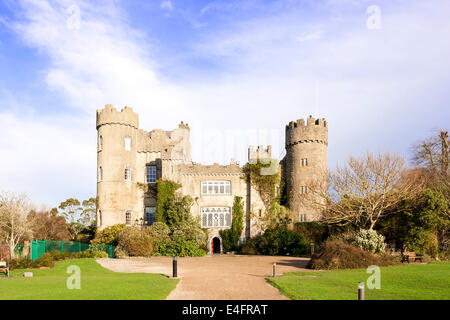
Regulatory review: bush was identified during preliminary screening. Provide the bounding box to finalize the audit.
[114,247,129,258]
[87,244,110,258]
[294,222,329,244]
[91,224,126,246]
[308,239,396,270]
[172,219,207,250]
[148,222,171,239]
[350,229,386,254]
[157,239,206,257]
[117,226,154,257]
[8,249,108,270]
[240,236,260,255]
[255,226,309,256]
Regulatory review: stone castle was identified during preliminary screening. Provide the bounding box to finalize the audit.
[96,104,328,254]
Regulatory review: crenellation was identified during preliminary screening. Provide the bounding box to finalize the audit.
[96,104,139,129]
[96,103,328,249]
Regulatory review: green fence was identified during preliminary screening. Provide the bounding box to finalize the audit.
[0,244,25,260]
[30,240,115,260]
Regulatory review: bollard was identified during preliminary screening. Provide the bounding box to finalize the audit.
[173,256,178,278]
[310,243,315,256]
[273,263,277,277]
[358,282,365,300]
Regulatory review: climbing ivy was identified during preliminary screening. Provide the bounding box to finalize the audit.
[243,159,280,213]
[155,179,194,231]
[220,196,244,252]
[243,159,293,229]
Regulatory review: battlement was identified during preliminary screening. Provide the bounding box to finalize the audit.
[178,121,190,131]
[285,115,328,147]
[248,145,272,161]
[96,104,139,129]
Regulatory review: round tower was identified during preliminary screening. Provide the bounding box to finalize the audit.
[284,116,328,222]
[96,104,139,229]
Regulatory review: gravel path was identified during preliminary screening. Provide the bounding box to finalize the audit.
[97,255,310,300]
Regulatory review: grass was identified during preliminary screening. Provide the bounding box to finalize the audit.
[0,258,179,300]
[267,261,450,300]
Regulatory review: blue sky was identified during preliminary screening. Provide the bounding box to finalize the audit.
[0,0,449,208]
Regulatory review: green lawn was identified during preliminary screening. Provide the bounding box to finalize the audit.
[267,261,450,300]
[0,258,178,300]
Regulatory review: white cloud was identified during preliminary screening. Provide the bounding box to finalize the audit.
[296,31,323,42]
[160,0,174,11]
[1,0,449,208]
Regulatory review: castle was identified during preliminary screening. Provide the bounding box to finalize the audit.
[96,104,328,254]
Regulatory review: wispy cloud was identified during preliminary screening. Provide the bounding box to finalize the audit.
[160,0,174,12]
[296,30,323,42]
[0,0,449,207]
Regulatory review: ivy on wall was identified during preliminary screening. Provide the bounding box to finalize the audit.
[220,196,244,252]
[243,159,293,229]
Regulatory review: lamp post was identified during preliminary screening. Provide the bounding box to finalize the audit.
[135,218,144,237]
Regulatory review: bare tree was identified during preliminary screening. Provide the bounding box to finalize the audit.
[0,191,34,259]
[412,129,449,176]
[307,152,424,230]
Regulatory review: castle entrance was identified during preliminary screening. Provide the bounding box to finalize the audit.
[211,237,221,254]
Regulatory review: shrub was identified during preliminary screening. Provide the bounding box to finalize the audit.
[240,236,260,255]
[157,239,206,257]
[9,249,109,270]
[148,221,171,239]
[114,247,129,258]
[294,222,329,244]
[117,226,154,257]
[255,226,309,256]
[308,239,396,270]
[350,229,386,254]
[172,219,207,249]
[91,224,126,246]
[87,244,110,258]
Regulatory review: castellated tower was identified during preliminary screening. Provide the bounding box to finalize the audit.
[284,116,328,222]
[96,104,139,228]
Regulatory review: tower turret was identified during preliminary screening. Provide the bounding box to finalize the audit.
[96,104,140,228]
[284,116,328,222]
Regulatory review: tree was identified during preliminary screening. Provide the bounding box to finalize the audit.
[308,152,424,230]
[412,129,449,176]
[378,189,448,255]
[412,130,449,253]
[81,197,98,226]
[0,191,34,259]
[27,210,71,241]
[54,197,98,241]
[58,198,82,224]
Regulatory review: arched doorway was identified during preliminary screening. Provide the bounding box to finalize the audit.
[211,237,221,254]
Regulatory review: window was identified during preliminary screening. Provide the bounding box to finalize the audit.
[124,136,131,151]
[125,166,131,181]
[125,211,132,225]
[98,211,102,226]
[99,135,103,151]
[300,186,308,194]
[145,207,156,226]
[146,166,157,183]
[299,214,307,222]
[99,166,103,182]
[301,158,308,166]
[201,181,231,195]
[201,207,231,228]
